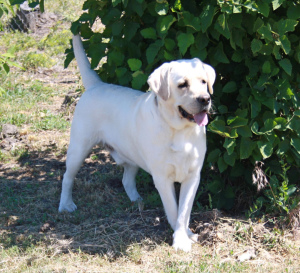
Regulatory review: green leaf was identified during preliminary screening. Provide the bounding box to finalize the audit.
[257,141,273,159]
[224,151,236,167]
[273,117,287,130]
[272,0,284,10]
[112,0,121,7]
[287,5,300,20]
[257,25,273,41]
[240,137,256,159]
[164,38,176,51]
[89,43,106,69]
[227,116,248,128]
[287,117,300,132]
[277,139,290,155]
[223,138,236,155]
[217,157,228,173]
[177,33,194,55]
[140,27,157,39]
[235,108,248,118]
[207,179,222,194]
[179,11,201,31]
[146,40,163,64]
[257,1,269,17]
[3,63,9,73]
[216,14,230,39]
[173,0,182,11]
[200,5,215,32]
[279,58,292,76]
[278,36,291,54]
[262,61,271,73]
[155,2,169,15]
[208,119,226,134]
[124,22,140,41]
[230,129,238,138]
[253,17,264,32]
[115,67,127,78]
[108,50,124,66]
[218,105,228,114]
[80,23,94,39]
[132,71,147,90]
[237,126,252,137]
[277,19,298,36]
[231,50,243,62]
[294,110,300,117]
[262,118,277,133]
[157,15,176,36]
[251,39,263,54]
[39,0,45,12]
[291,138,300,154]
[111,21,123,35]
[214,42,229,64]
[164,50,175,61]
[127,59,142,71]
[207,149,221,163]
[131,0,145,16]
[222,81,237,93]
[249,96,261,118]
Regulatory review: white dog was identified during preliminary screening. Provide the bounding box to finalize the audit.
[59,35,216,252]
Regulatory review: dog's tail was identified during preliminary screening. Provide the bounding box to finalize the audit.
[72,35,102,90]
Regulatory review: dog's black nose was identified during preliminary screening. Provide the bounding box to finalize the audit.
[197,95,211,106]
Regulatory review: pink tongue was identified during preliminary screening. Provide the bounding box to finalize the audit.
[193,112,208,126]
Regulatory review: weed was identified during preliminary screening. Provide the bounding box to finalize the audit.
[21,51,55,70]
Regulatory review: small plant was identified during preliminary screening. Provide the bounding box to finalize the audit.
[21,52,55,70]
[248,160,300,229]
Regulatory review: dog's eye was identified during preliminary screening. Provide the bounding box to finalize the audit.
[178,80,189,89]
[201,79,207,84]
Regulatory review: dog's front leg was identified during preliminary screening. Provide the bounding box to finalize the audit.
[153,177,178,231]
[172,175,200,252]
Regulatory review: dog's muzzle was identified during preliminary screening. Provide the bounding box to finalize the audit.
[179,95,211,126]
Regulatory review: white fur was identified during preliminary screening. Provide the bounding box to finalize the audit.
[59,35,216,252]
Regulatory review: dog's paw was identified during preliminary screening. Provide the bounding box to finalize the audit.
[172,231,192,252]
[187,229,198,243]
[58,201,77,213]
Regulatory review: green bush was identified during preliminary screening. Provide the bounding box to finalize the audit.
[65,0,300,220]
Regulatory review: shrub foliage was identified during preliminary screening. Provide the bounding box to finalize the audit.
[65,0,300,216]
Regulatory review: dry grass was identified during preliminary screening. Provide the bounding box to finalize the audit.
[1,1,300,272]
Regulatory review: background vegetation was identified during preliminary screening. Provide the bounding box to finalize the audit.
[64,0,300,226]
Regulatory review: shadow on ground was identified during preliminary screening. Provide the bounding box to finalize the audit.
[0,147,172,258]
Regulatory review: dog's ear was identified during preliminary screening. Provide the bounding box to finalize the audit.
[203,63,216,95]
[147,63,171,101]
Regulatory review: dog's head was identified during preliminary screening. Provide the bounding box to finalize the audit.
[147,58,216,128]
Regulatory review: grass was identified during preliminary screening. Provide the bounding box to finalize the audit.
[0,1,300,272]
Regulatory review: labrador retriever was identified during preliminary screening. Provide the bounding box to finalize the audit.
[59,35,216,252]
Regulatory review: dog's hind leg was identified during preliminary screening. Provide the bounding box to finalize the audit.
[122,163,141,202]
[59,139,93,212]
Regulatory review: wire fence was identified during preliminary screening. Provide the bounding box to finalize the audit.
[10,2,41,32]
[1,0,85,34]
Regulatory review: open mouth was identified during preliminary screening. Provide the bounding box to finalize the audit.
[178,106,209,126]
